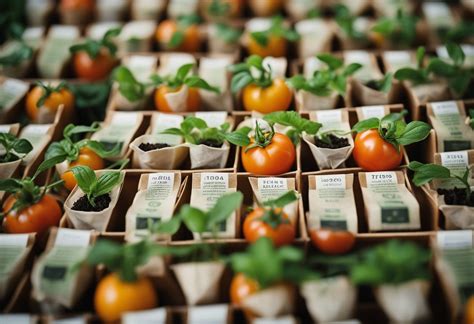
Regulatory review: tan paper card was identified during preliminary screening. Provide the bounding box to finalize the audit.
[382,51,416,72]
[350,77,400,106]
[295,90,339,111]
[249,177,298,225]
[359,171,420,231]
[167,0,199,18]
[0,234,34,301]
[427,101,474,152]
[31,229,93,309]
[198,56,233,111]
[19,124,54,166]
[190,173,237,238]
[344,51,382,82]
[295,19,333,58]
[304,109,354,169]
[125,172,181,242]
[307,174,358,233]
[355,105,390,121]
[64,170,125,232]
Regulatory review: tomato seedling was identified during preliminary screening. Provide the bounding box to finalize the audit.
[371,9,418,48]
[0,133,33,163]
[334,4,368,44]
[394,46,433,86]
[364,72,393,93]
[352,112,431,171]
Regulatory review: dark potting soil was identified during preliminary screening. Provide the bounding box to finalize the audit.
[72,194,111,212]
[0,154,19,163]
[314,134,350,149]
[139,142,171,151]
[365,80,381,91]
[199,139,223,148]
[437,187,474,207]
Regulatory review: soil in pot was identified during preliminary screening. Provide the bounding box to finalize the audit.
[0,154,20,163]
[72,194,112,212]
[365,80,382,91]
[138,143,171,151]
[438,188,474,206]
[314,134,350,149]
[199,139,223,148]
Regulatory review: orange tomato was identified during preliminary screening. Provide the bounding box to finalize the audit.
[95,273,158,323]
[154,85,200,112]
[248,0,282,16]
[242,79,292,113]
[242,132,295,175]
[60,0,94,10]
[26,86,74,122]
[309,228,356,255]
[243,207,295,247]
[73,50,116,81]
[353,129,403,171]
[156,20,201,52]
[3,194,62,234]
[465,296,474,324]
[247,35,287,57]
[230,273,259,305]
[61,147,105,191]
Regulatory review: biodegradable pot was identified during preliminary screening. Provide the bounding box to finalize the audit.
[189,142,230,169]
[241,284,295,318]
[0,159,21,180]
[295,90,340,111]
[438,195,474,230]
[207,25,240,54]
[351,78,401,106]
[64,171,125,231]
[136,256,166,277]
[295,19,333,58]
[96,0,127,22]
[303,134,354,169]
[199,89,233,112]
[59,7,91,26]
[300,276,356,323]
[130,135,188,170]
[374,280,431,323]
[113,91,148,111]
[408,81,450,105]
[161,85,193,113]
[171,261,225,305]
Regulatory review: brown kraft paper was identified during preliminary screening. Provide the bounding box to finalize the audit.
[171,261,225,305]
[189,142,230,169]
[350,78,400,106]
[355,105,391,121]
[307,174,358,233]
[295,90,339,111]
[300,276,356,323]
[241,285,295,318]
[125,172,181,242]
[198,56,234,111]
[304,109,354,169]
[408,81,450,105]
[359,171,420,232]
[249,177,298,225]
[64,170,125,232]
[374,280,431,323]
[295,19,333,58]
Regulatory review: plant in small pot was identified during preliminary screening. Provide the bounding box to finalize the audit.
[207,22,243,54]
[230,237,316,319]
[59,0,94,25]
[64,164,125,231]
[0,133,33,179]
[243,191,298,247]
[0,33,34,78]
[155,14,202,52]
[152,63,220,113]
[370,9,419,50]
[394,46,450,104]
[333,4,370,50]
[45,123,120,191]
[248,0,283,17]
[350,240,432,323]
[70,28,121,81]
[351,72,400,106]
[84,239,160,322]
[161,116,247,170]
[200,0,243,22]
[152,192,243,305]
[428,43,474,99]
[352,112,431,171]
[244,15,299,57]
[409,161,474,229]
[287,53,362,111]
[230,55,292,113]
[0,156,64,234]
[26,81,75,123]
[112,66,153,110]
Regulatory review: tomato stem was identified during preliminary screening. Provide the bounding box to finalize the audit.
[244,122,275,152]
[258,207,288,230]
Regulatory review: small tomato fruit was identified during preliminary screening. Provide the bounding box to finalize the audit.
[154,85,200,112]
[309,228,356,255]
[242,78,292,113]
[243,207,295,246]
[61,147,105,191]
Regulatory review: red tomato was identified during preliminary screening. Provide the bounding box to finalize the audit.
[73,50,116,81]
[230,273,259,305]
[309,228,356,255]
[243,207,295,247]
[353,129,403,171]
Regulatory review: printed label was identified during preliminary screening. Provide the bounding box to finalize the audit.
[54,229,91,247]
[123,308,166,324]
[316,174,346,189]
[257,177,288,201]
[200,173,229,210]
[359,105,386,119]
[437,230,473,250]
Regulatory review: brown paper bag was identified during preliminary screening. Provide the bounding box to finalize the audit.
[118,21,156,53]
[64,170,125,232]
[427,101,474,152]
[136,255,166,278]
[171,261,225,305]
[207,24,240,54]
[295,19,333,58]
[307,174,358,233]
[409,81,450,105]
[300,276,356,323]
[439,200,474,230]
[31,229,94,309]
[295,90,339,111]
[125,172,181,242]
[189,142,230,169]
[241,285,295,318]
[374,280,431,323]
[304,109,354,169]
[198,56,234,111]
[359,171,420,232]
[0,233,35,301]
[249,177,298,225]
[350,78,400,106]
[190,173,238,238]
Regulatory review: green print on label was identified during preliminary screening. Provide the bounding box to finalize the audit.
[321,220,348,230]
[42,266,67,280]
[381,207,409,223]
[136,216,160,230]
[444,140,471,152]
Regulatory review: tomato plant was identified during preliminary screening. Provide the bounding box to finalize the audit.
[45,123,120,190]
[0,133,32,163]
[230,55,292,113]
[26,82,74,122]
[309,228,356,255]
[156,15,201,52]
[202,0,243,20]
[0,156,65,234]
[151,63,219,112]
[352,112,431,171]
[243,191,298,246]
[70,28,121,81]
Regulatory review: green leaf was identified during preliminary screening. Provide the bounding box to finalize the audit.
[225,130,250,146]
[428,58,457,77]
[408,162,451,186]
[397,121,431,146]
[286,75,306,90]
[446,42,465,66]
[0,178,23,192]
[207,192,243,227]
[246,55,263,70]
[342,63,362,77]
[12,138,33,154]
[250,31,269,46]
[70,40,102,59]
[176,63,195,81]
[394,67,428,84]
[94,171,123,197]
[317,53,343,70]
[416,46,426,68]
[352,117,380,133]
[33,154,69,179]
[184,76,220,93]
[180,205,208,233]
[167,30,185,48]
[264,111,322,136]
[230,72,253,93]
[69,165,97,195]
[114,66,145,102]
[150,216,182,235]
[64,123,100,138]
[86,140,121,158]
[160,128,184,137]
[262,191,298,208]
[0,41,33,66]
